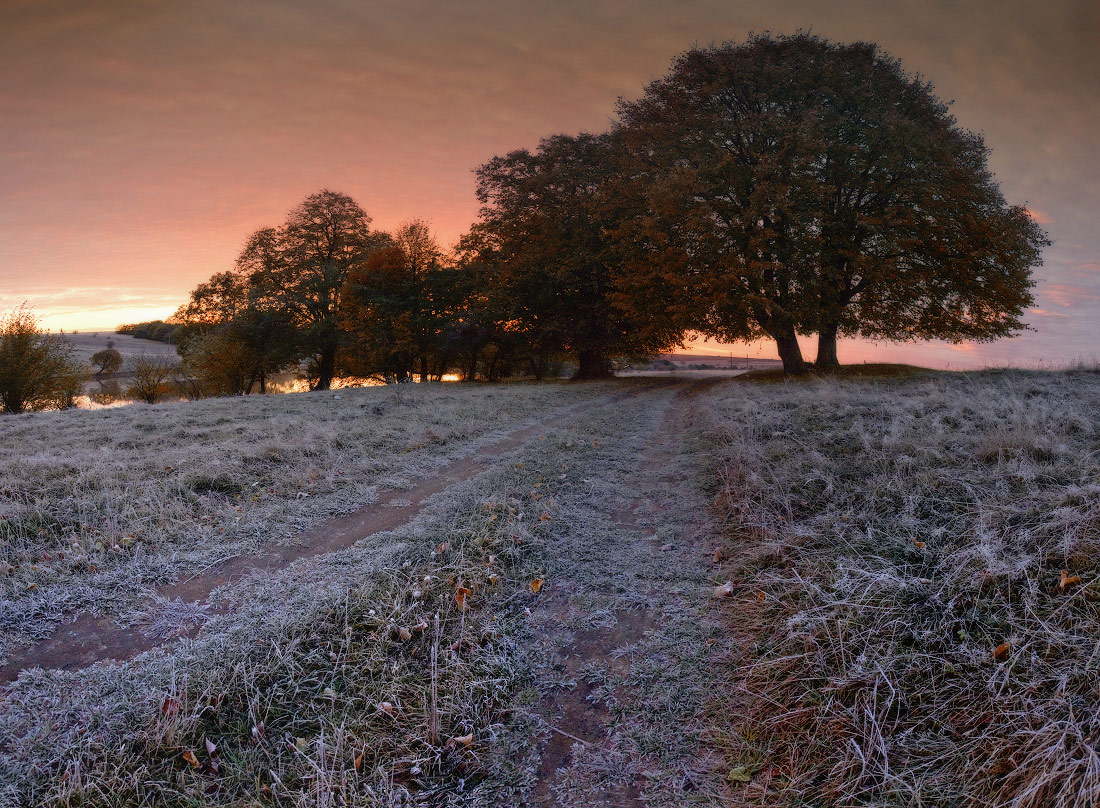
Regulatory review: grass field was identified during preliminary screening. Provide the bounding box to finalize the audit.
[0,381,615,656]
[2,369,1100,806]
[701,368,1100,807]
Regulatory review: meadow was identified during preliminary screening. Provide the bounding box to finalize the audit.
[2,369,1099,807]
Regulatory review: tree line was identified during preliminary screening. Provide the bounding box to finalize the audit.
[171,34,1045,386]
[2,33,1049,410]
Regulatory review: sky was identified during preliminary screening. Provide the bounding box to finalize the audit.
[1,0,1097,368]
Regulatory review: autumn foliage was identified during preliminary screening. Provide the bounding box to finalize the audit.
[174,34,1046,385]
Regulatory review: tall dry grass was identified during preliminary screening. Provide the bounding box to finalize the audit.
[702,369,1100,807]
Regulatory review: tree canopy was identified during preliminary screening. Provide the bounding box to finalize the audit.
[463,132,685,379]
[615,33,1048,372]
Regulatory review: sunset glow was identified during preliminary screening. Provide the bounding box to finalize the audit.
[2,1,1097,368]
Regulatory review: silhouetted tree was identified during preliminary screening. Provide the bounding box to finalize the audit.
[465,133,683,379]
[616,33,1048,372]
[342,221,454,383]
[275,190,387,389]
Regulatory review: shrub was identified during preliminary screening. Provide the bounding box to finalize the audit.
[0,305,88,414]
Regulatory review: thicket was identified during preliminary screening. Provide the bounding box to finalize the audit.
[116,320,180,343]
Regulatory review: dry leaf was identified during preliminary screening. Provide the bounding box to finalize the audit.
[204,738,217,755]
[451,733,474,749]
[755,590,766,602]
[713,581,735,598]
[437,542,451,554]
[915,541,926,549]
[993,642,1011,660]
[539,512,552,521]
[378,701,400,717]
[394,626,412,642]
[1060,569,1081,590]
[712,549,722,563]
[161,696,180,717]
[530,578,544,594]
[411,620,428,633]
[488,573,500,585]
[354,750,364,771]
[454,586,471,610]
[181,750,200,769]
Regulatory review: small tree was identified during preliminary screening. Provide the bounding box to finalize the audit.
[91,347,123,376]
[127,352,178,404]
[0,305,88,414]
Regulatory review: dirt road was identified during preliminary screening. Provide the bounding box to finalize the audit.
[1,379,737,807]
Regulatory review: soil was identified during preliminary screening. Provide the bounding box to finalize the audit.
[526,380,730,806]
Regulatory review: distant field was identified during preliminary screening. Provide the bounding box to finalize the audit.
[59,331,177,364]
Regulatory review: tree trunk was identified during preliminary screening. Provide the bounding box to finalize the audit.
[315,343,337,390]
[259,369,267,394]
[815,322,840,368]
[773,327,807,374]
[419,356,429,384]
[572,349,613,380]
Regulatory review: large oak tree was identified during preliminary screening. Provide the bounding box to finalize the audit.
[616,33,1049,372]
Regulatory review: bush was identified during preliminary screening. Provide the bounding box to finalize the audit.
[0,305,89,414]
[126,352,179,404]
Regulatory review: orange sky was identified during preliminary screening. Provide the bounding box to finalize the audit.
[1,0,1098,369]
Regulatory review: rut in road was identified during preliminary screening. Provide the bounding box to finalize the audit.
[512,381,739,807]
[0,385,659,685]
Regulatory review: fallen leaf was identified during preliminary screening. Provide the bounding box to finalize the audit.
[713,581,735,598]
[181,750,200,769]
[727,765,752,783]
[411,620,428,632]
[539,512,552,521]
[993,642,1011,660]
[204,738,217,755]
[755,590,766,602]
[712,549,723,563]
[437,542,451,554]
[530,578,544,594]
[161,696,180,717]
[454,586,471,610]
[354,750,364,771]
[1060,569,1081,590]
[450,733,474,749]
[915,541,926,549]
[394,626,412,642]
[488,573,500,585]
[378,701,400,717]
